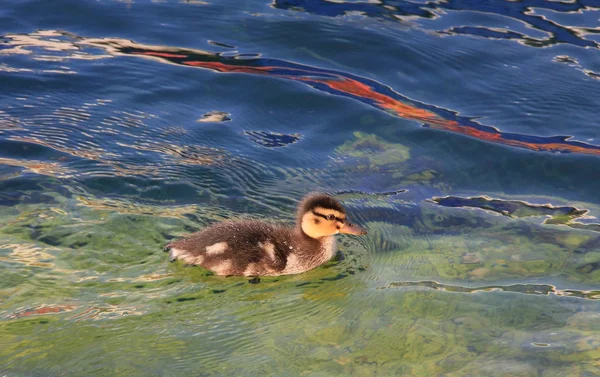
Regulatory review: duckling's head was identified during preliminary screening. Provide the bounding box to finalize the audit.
[297,193,367,239]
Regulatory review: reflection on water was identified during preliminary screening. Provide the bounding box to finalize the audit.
[244,130,301,147]
[273,0,600,49]
[432,195,600,232]
[3,30,600,158]
[0,92,227,180]
[0,157,73,178]
[93,36,600,156]
[6,305,76,320]
[383,280,600,300]
[274,0,600,80]
[75,196,198,219]
[1,0,600,375]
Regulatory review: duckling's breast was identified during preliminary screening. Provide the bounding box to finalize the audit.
[279,236,336,275]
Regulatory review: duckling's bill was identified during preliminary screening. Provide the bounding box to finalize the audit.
[338,221,367,235]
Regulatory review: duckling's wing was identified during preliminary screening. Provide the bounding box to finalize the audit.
[165,220,293,275]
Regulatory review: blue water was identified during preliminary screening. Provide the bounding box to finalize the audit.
[1,1,600,376]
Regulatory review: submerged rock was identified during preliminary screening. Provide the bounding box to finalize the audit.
[197,110,231,122]
[461,252,481,264]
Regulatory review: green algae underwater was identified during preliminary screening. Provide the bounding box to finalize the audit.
[1,133,600,376]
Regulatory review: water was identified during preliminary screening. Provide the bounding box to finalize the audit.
[1,0,599,375]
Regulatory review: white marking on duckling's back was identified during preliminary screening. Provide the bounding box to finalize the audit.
[169,248,185,259]
[206,242,228,255]
[244,263,260,276]
[170,247,199,265]
[283,253,303,275]
[258,241,276,260]
[212,260,233,275]
[182,254,198,264]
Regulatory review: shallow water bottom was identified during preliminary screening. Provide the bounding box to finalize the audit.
[1,186,599,377]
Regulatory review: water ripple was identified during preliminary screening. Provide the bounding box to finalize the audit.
[272,0,600,50]
[5,304,76,320]
[382,280,600,300]
[86,35,600,156]
[432,195,600,233]
[0,89,228,181]
[2,30,599,158]
[0,157,73,178]
[244,130,301,148]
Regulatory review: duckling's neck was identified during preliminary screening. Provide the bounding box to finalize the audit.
[293,226,336,258]
[294,224,318,242]
[275,228,335,275]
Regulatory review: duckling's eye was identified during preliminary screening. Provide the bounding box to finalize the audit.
[326,214,335,221]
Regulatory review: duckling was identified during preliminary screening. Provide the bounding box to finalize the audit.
[164,193,367,277]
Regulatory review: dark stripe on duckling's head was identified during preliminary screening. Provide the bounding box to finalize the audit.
[298,193,346,217]
[312,210,345,223]
[297,193,351,239]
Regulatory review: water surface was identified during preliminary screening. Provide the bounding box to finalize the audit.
[1,0,600,375]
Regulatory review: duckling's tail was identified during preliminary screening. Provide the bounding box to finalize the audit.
[163,243,177,262]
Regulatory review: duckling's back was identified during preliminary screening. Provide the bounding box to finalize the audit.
[165,220,307,276]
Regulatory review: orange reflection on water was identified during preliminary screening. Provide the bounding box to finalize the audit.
[173,51,600,156]
[3,32,600,157]
[0,157,73,178]
[318,77,439,120]
[7,304,76,319]
[66,305,144,321]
